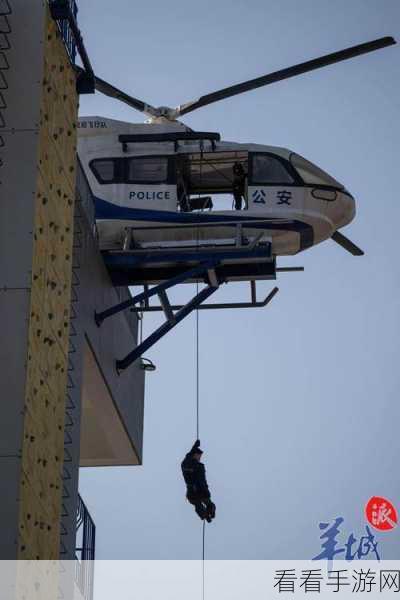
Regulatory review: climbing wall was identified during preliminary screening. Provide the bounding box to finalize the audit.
[0,0,78,560]
[0,2,145,567]
[17,7,78,560]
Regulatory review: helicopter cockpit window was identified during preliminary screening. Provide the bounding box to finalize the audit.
[251,154,295,184]
[127,157,168,184]
[90,159,116,184]
[290,153,343,188]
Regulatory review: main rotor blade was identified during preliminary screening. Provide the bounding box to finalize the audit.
[331,231,364,256]
[178,36,396,116]
[79,67,158,116]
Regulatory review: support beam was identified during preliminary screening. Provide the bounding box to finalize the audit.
[251,280,257,303]
[158,290,175,323]
[116,285,219,372]
[207,268,219,288]
[95,261,215,326]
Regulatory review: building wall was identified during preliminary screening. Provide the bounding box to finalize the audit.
[0,1,78,559]
[60,162,145,559]
[17,7,79,560]
[78,164,145,462]
[0,1,145,562]
[60,190,86,560]
[77,160,145,465]
[17,5,78,559]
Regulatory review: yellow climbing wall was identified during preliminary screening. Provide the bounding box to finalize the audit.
[17,8,78,559]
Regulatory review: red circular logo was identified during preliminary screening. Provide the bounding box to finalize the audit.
[365,496,398,531]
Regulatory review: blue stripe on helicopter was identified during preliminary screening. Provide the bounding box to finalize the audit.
[93,196,314,249]
[95,197,279,224]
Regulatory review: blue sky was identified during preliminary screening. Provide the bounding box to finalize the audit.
[78,0,400,560]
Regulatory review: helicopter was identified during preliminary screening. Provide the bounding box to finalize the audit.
[77,36,396,281]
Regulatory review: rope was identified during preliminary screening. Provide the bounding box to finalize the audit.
[196,289,199,439]
[195,255,205,599]
[202,520,206,600]
[195,146,205,600]
[195,288,205,598]
[195,144,203,440]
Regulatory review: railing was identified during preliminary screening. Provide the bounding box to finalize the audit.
[76,157,96,228]
[50,0,78,63]
[49,0,95,92]
[75,494,96,600]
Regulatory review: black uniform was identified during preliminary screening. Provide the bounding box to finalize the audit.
[181,440,216,522]
[232,163,246,210]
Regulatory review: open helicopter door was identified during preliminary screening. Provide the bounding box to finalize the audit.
[183,150,249,212]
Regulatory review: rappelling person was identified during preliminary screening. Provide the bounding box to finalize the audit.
[232,162,247,210]
[181,440,216,522]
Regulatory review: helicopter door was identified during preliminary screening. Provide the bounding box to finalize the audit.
[125,155,177,211]
[183,150,249,211]
[248,153,303,213]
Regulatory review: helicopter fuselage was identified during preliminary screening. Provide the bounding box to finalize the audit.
[78,116,356,257]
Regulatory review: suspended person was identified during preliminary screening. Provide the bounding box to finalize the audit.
[181,440,216,522]
[232,162,247,210]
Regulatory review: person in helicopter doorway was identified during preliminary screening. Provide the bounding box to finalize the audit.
[181,440,216,523]
[232,161,247,210]
[177,163,190,212]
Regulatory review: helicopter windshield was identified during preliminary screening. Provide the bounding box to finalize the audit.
[252,154,294,184]
[290,153,344,189]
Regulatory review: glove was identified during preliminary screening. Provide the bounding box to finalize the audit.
[190,439,201,453]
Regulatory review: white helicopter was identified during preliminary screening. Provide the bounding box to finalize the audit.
[78,36,396,274]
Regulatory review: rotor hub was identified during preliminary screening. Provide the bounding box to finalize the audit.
[154,106,178,120]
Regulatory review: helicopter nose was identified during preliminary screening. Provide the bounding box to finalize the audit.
[336,190,356,228]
